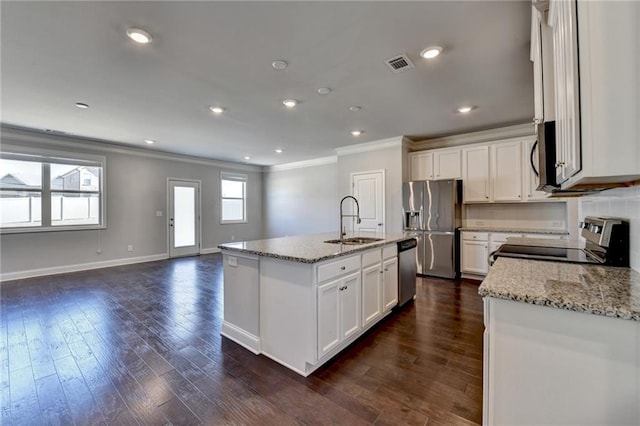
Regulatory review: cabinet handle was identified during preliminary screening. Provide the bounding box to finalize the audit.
[518,195,521,198]
[340,266,346,270]
[485,196,489,199]
[384,268,388,272]
[380,271,384,274]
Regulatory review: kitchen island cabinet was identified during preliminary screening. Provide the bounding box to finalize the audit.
[219,232,408,376]
[479,258,640,425]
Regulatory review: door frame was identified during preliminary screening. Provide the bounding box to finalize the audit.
[167,178,202,258]
[350,169,386,234]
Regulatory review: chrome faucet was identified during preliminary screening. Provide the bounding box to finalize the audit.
[339,195,361,241]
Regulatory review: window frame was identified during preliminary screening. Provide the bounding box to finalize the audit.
[0,144,106,234]
[220,171,247,224]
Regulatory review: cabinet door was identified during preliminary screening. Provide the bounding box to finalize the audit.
[317,279,341,357]
[462,145,490,203]
[382,257,399,312]
[409,152,433,181]
[524,139,549,200]
[491,141,523,202]
[434,149,462,180]
[549,0,581,184]
[340,272,361,341]
[362,263,382,328]
[462,240,489,275]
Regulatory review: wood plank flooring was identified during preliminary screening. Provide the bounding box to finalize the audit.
[0,254,483,425]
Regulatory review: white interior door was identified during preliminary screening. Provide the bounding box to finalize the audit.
[169,179,200,257]
[351,170,385,234]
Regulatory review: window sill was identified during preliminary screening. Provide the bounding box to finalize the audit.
[220,220,248,225]
[0,224,107,234]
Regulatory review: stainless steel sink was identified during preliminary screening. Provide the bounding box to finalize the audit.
[324,237,384,245]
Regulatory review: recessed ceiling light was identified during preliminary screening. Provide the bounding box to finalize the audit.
[272,60,288,70]
[420,46,442,59]
[457,106,474,113]
[283,99,297,108]
[75,102,89,109]
[275,148,284,154]
[210,106,225,114]
[243,156,251,161]
[351,130,363,136]
[126,28,152,44]
[144,139,155,145]
[317,87,332,95]
[348,106,362,112]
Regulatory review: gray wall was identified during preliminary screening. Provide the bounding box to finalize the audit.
[262,162,338,238]
[337,144,404,234]
[0,128,262,275]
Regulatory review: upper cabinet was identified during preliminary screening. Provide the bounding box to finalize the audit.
[535,0,640,188]
[409,148,461,181]
[491,141,523,202]
[462,145,490,203]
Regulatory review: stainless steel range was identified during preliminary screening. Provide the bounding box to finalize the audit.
[491,216,630,267]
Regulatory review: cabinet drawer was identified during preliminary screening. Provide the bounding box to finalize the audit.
[462,232,489,242]
[523,233,564,239]
[317,255,361,283]
[490,232,522,244]
[383,244,397,259]
[362,249,381,267]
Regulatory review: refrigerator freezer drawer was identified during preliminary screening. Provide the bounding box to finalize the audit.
[421,232,459,279]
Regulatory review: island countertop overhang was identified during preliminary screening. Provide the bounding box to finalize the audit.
[218,232,413,263]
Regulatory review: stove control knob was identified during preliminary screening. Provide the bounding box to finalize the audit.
[589,224,602,234]
[578,222,588,229]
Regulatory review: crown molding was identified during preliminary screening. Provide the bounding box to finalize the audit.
[266,156,337,172]
[409,123,535,151]
[0,124,262,173]
[334,136,404,156]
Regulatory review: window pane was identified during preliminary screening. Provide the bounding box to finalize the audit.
[0,191,41,227]
[221,180,243,198]
[0,159,42,189]
[174,187,195,247]
[51,163,100,191]
[222,199,244,221]
[51,193,99,226]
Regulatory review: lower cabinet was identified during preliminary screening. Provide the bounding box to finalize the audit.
[317,271,361,358]
[382,257,398,311]
[461,232,489,275]
[362,263,382,328]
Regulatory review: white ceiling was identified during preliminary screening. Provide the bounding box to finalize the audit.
[1,1,534,166]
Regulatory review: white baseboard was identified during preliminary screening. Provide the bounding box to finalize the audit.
[221,321,261,354]
[200,247,221,255]
[0,253,169,282]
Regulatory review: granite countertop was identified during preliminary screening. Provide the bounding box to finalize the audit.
[218,232,412,264]
[479,257,640,321]
[460,227,569,235]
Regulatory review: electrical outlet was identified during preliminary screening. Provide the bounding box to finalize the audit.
[156,210,163,217]
[552,221,562,227]
[127,245,133,252]
[231,235,235,241]
[228,256,238,267]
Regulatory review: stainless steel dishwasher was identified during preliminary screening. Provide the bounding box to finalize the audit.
[397,238,417,307]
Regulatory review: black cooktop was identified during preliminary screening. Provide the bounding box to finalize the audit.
[493,244,601,264]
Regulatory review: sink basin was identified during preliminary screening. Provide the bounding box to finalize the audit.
[324,237,384,245]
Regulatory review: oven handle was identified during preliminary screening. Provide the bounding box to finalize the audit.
[488,249,500,267]
[530,140,539,177]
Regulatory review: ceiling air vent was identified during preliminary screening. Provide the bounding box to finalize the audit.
[385,54,414,73]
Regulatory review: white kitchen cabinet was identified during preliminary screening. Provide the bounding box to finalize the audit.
[317,271,361,358]
[409,151,433,180]
[491,141,523,202]
[523,138,550,200]
[462,145,490,203]
[483,297,640,425]
[361,263,382,328]
[461,232,489,275]
[433,148,461,180]
[382,256,398,312]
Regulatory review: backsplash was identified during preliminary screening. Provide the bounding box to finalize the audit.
[580,185,640,272]
[464,202,570,231]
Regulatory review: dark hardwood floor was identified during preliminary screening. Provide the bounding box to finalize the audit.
[0,254,484,425]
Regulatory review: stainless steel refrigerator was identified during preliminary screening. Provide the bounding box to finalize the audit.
[402,179,462,278]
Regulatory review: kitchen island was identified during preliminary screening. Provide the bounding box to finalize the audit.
[479,257,640,425]
[218,232,411,376]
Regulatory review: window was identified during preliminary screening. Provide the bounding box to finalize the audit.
[220,172,246,223]
[0,147,105,232]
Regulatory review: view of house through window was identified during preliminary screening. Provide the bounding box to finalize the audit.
[0,151,105,231]
[220,172,246,223]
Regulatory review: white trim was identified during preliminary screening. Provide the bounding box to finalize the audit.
[1,125,261,173]
[267,156,337,172]
[200,247,222,255]
[260,350,310,377]
[335,136,403,156]
[0,253,168,282]
[410,123,535,151]
[221,321,261,354]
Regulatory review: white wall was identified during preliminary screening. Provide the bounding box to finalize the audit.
[579,185,640,272]
[0,128,263,279]
[263,161,338,238]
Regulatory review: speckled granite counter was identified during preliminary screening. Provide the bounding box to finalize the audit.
[479,257,640,321]
[460,227,569,235]
[218,232,411,263]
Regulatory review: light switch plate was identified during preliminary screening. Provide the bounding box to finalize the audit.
[228,256,238,267]
[156,210,163,217]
